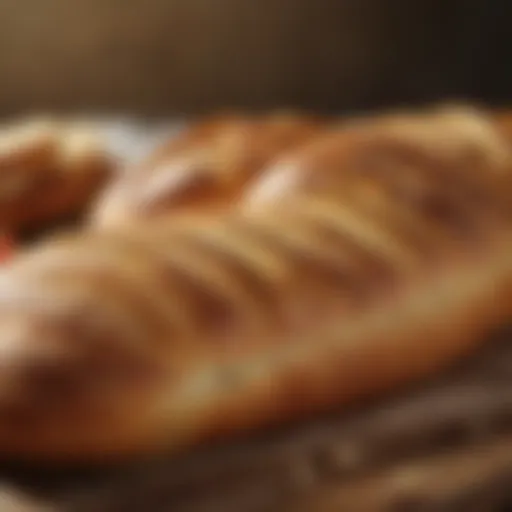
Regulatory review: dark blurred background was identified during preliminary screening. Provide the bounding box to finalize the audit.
[0,0,510,117]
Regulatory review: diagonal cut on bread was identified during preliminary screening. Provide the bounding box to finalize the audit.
[89,112,325,228]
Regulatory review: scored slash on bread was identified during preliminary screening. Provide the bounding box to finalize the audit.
[243,105,512,209]
[89,112,325,228]
[0,105,510,463]
[0,116,113,234]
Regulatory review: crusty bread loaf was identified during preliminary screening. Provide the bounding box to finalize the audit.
[89,112,324,228]
[0,117,112,233]
[0,105,510,463]
[244,104,512,208]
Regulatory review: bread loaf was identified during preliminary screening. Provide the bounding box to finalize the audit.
[90,113,324,227]
[0,105,510,462]
[244,105,512,208]
[0,117,112,233]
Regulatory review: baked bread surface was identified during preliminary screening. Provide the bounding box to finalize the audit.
[0,118,112,233]
[90,112,324,227]
[0,106,510,462]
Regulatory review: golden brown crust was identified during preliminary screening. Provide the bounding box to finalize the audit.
[490,108,512,147]
[89,112,325,228]
[0,117,113,233]
[244,104,512,211]
[0,105,510,463]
